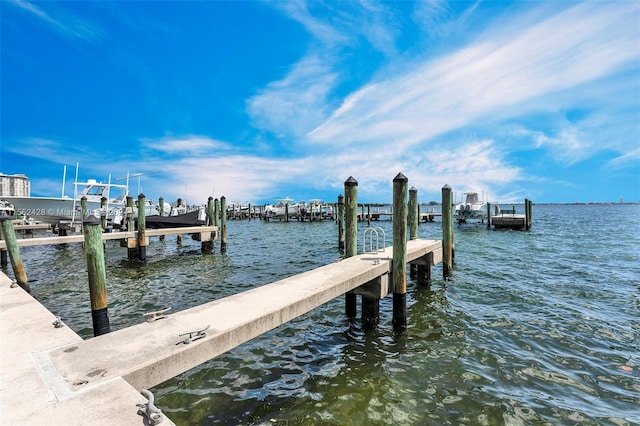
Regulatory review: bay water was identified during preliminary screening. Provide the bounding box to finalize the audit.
[9,204,640,425]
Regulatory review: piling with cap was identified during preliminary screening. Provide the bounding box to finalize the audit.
[487,202,491,230]
[337,194,345,251]
[220,196,227,254]
[159,197,165,241]
[442,184,453,279]
[408,186,418,279]
[0,216,29,292]
[202,196,215,253]
[126,195,136,259]
[176,198,183,245]
[525,198,532,230]
[392,173,408,330]
[344,176,358,318]
[81,196,88,221]
[137,194,147,262]
[214,199,220,227]
[100,196,107,231]
[83,214,110,336]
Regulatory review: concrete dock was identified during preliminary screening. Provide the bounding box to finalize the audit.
[1,238,441,424]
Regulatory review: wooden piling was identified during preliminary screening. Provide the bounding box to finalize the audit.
[525,199,532,230]
[220,196,227,254]
[81,196,88,221]
[100,197,107,231]
[202,197,214,253]
[176,198,183,245]
[408,187,418,280]
[344,177,358,318]
[487,202,491,230]
[214,199,220,227]
[83,215,110,336]
[0,218,29,292]
[392,173,408,330]
[442,185,453,279]
[137,194,147,262]
[126,196,136,259]
[207,197,214,227]
[159,197,165,241]
[1,249,7,269]
[337,195,345,250]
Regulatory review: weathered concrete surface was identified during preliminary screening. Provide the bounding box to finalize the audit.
[47,239,441,392]
[0,273,176,425]
[1,238,440,424]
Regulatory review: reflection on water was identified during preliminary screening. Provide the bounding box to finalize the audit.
[4,205,640,425]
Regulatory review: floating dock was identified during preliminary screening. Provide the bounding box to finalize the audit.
[491,214,527,229]
[1,238,441,425]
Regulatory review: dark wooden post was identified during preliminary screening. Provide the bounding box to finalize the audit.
[159,197,165,241]
[207,196,214,226]
[367,204,371,226]
[137,194,147,262]
[442,184,453,279]
[81,196,88,221]
[214,198,220,227]
[408,186,418,280]
[220,196,227,254]
[0,217,29,292]
[126,195,136,259]
[337,194,345,251]
[176,198,183,245]
[392,173,408,330]
[100,196,107,231]
[487,202,491,229]
[344,177,358,318]
[202,196,214,253]
[83,215,110,336]
[525,199,532,230]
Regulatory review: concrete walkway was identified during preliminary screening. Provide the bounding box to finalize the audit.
[1,238,441,424]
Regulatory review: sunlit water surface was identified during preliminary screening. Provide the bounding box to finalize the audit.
[9,204,640,425]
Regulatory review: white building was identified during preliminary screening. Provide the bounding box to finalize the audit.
[0,173,30,197]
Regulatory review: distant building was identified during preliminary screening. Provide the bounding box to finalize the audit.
[0,173,30,197]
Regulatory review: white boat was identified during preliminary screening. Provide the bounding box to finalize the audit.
[454,192,487,224]
[0,200,15,220]
[300,199,333,220]
[3,178,160,227]
[264,198,300,220]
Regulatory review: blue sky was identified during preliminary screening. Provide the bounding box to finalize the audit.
[1,0,639,205]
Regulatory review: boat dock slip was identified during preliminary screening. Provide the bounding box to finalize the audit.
[1,238,441,424]
[0,273,177,425]
[0,225,217,249]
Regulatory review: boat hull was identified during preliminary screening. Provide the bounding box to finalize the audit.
[2,196,112,224]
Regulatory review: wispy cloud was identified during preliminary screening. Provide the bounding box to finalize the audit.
[307,2,639,154]
[247,54,339,139]
[9,0,103,43]
[142,135,233,155]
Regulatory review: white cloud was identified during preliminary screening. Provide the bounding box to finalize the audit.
[306,1,639,156]
[9,0,103,43]
[142,135,232,154]
[247,54,339,138]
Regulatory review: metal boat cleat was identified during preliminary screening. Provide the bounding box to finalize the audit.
[137,389,163,425]
[52,316,64,328]
[143,307,171,323]
[176,325,210,345]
